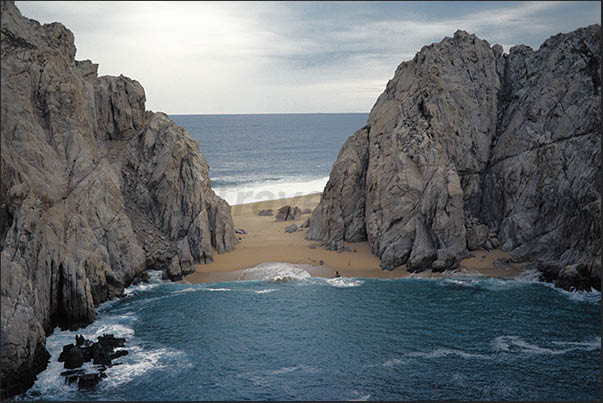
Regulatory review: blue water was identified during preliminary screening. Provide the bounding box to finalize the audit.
[170,114,368,204]
[21,266,601,401]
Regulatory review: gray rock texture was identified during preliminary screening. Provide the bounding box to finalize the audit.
[308,26,600,285]
[0,2,236,397]
[275,205,302,221]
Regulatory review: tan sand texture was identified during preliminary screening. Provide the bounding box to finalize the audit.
[184,193,529,283]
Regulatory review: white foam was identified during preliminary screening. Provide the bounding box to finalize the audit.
[349,394,371,401]
[101,348,188,388]
[239,262,312,282]
[326,277,364,288]
[545,284,601,303]
[123,270,165,296]
[173,287,198,294]
[383,358,407,367]
[551,337,601,351]
[514,268,542,283]
[407,348,486,359]
[270,364,318,375]
[205,288,231,292]
[492,335,600,355]
[214,176,328,205]
[255,288,277,294]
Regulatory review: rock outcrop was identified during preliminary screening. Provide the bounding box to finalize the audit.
[308,26,600,289]
[0,2,236,398]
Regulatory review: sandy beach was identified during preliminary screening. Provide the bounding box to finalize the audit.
[184,193,529,283]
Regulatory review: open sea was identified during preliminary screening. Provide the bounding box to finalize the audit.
[18,114,601,401]
[170,113,368,205]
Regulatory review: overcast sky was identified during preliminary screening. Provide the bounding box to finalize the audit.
[15,1,601,114]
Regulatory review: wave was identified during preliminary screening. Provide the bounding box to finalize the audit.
[123,270,165,296]
[205,288,232,292]
[542,283,601,303]
[325,277,364,288]
[255,288,277,294]
[238,262,312,282]
[270,364,318,375]
[492,335,601,355]
[212,176,329,205]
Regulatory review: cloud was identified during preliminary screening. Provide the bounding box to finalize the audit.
[14,1,601,114]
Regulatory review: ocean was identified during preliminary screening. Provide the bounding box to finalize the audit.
[169,114,368,205]
[20,267,601,401]
[18,115,601,401]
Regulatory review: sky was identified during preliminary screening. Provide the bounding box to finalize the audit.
[15,1,601,114]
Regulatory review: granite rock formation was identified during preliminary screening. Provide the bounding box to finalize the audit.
[308,26,600,289]
[0,2,236,397]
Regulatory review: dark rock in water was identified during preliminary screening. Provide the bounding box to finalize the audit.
[92,348,112,366]
[78,373,101,389]
[529,262,600,292]
[299,218,310,229]
[285,224,298,233]
[98,334,126,349]
[259,209,273,216]
[58,344,75,362]
[110,350,129,360]
[235,228,248,234]
[131,271,150,285]
[75,335,85,347]
[276,206,302,221]
[64,347,85,369]
[556,265,594,291]
[306,25,601,287]
[56,334,129,390]
[319,260,324,266]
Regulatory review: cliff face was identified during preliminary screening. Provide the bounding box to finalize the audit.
[0,1,237,397]
[308,27,600,285]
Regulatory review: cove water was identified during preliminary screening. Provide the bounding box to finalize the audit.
[170,113,368,205]
[20,266,601,401]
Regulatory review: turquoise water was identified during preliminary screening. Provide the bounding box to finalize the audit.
[21,265,601,401]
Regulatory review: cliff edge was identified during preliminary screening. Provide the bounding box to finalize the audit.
[308,27,600,289]
[0,1,237,397]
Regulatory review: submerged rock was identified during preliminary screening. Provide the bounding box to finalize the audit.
[285,224,298,233]
[258,209,273,216]
[307,26,601,289]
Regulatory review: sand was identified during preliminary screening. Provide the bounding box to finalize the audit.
[184,193,530,284]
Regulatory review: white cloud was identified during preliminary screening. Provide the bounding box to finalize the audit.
[14,1,601,114]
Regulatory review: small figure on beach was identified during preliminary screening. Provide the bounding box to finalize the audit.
[334,271,341,278]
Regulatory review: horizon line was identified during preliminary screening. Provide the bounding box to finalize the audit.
[164,112,370,116]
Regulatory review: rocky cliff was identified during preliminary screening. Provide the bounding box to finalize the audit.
[308,26,600,288]
[0,1,237,397]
